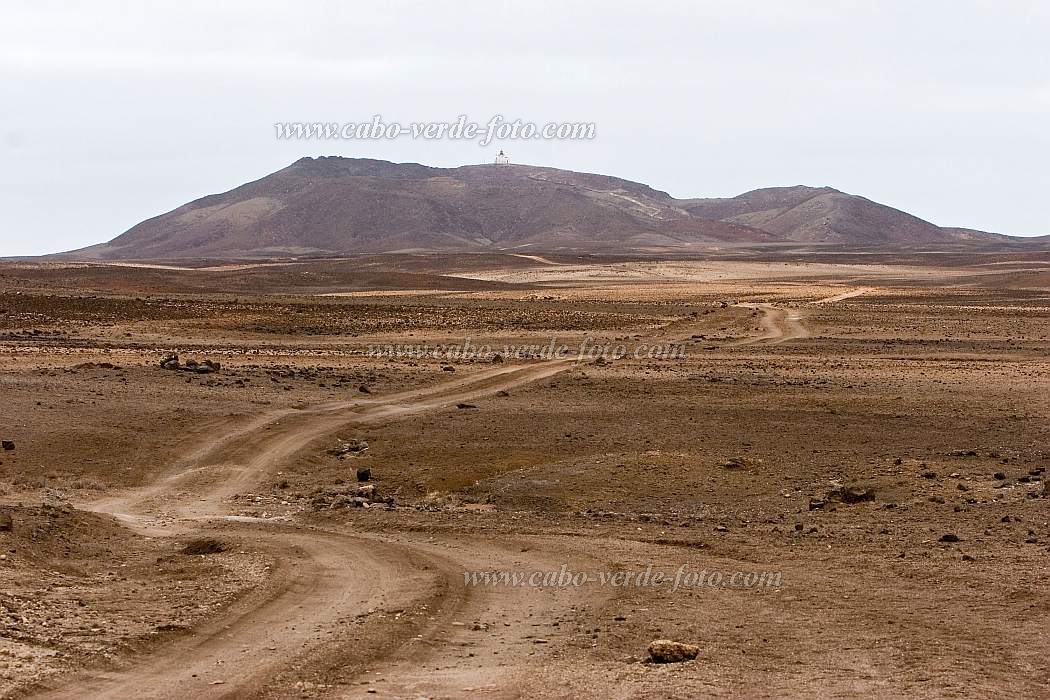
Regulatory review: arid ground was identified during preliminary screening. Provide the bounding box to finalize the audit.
[1,253,1048,698]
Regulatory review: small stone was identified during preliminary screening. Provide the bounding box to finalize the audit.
[0,513,11,532]
[993,472,1006,480]
[356,467,371,483]
[1,440,13,451]
[939,533,961,543]
[647,639,700,663]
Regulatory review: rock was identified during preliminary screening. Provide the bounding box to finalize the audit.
[647,639,700,663]
[496,390,510,397]
[828,484,875,504]
[456,403,477,409]
[359,385,371,394]
[723,456,749,469]
[808,499,825,511]
[948,449,978,457]
[159,354,179,369]
[1,440,14,451]
[594,356,607,366]
[993,472,1006,480]
[921,471,938,479]
[181,538,227,555]
[492,354,504,364]
[939,533,961,543]
[442,365,455,372]
[356,467,371,483]
[356,484,376,498]
[0,512,12,531]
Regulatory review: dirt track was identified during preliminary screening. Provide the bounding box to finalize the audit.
[38,292,838,698]
[38,362,582,699]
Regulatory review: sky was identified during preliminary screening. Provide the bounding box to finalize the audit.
[1,0,1047,256]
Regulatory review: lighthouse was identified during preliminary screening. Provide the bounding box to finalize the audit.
[494,149,510,165]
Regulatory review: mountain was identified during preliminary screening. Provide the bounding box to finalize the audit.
[63,158,1031,260]
[681,186,1015,245]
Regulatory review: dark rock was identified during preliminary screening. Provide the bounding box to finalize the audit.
[0,512,11,531]
[808,499,825,511]
[828,485,875,504]
[359,385,371,394]
[1,440,13,451]
[993,472,1006,480]
[939,533,961,543]
[456,403,477,409]
[356,467,371,483]
[921,471,938,479]
[181,538,226,555]
[492,354,504,364]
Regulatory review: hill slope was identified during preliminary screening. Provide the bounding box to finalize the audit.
[64,158,1030,260]
[682,186,1016,245]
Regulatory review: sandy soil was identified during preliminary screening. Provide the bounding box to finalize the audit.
[1,254,1048,698]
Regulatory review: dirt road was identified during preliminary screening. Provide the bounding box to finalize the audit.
[39,361,602,699]
[37,290,867,698]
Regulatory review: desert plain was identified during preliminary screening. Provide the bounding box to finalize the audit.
[0,251,1047,698]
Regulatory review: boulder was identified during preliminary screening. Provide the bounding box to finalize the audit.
[647,639,700,663]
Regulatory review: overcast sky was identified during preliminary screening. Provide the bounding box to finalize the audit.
[1,1,1047,255]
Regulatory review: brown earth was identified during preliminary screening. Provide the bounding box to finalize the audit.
[1,253,1048,698]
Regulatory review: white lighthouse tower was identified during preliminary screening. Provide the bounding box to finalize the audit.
[494,149,510,165]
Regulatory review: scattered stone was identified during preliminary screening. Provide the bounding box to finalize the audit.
[647,639,700,664]
[1,440,14,451]
[939,533,961,543]
[827,484,875,504]
[723,456,749,470]
[181,538,227,555]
